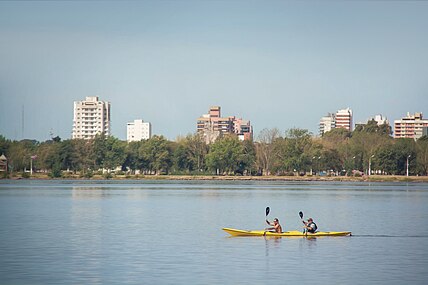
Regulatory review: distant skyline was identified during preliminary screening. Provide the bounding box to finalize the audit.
[0,1,427,141]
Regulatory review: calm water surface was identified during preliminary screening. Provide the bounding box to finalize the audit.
[0,180,427,284]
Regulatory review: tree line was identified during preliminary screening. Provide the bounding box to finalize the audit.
[1,120,427,177]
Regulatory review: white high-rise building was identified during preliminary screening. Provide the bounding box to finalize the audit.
[319,113,336,136]
[127,119,152,142]
[72,96,110,140]
[319,108,353,135]
[372,114,389,126]
[335,108,353,131]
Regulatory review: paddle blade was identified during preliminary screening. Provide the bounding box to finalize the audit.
[266,207,270,217]
[299,211,303,219]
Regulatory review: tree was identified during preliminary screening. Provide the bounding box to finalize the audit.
[238,139,256,175]
[349,131,391,174]
[172,143,188,173]
[139,135,172,174]
[0,135,11,156]
[102,137,127,170]
[206,135,244,175]
[255,128,280,175]
[375,143,400,174]
[416,136,428,175]
[123,141,144,172]
[354,119,392,136]
[393,138,416,175]
[71,139,93,173]
[274,129,312,174]
[322,148,343,174]
[184,133,208,172]
[7,140,38,172]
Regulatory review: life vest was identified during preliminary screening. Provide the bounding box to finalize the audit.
[308,222,318,232]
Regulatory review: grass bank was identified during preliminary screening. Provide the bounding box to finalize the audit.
[4,173,428,183]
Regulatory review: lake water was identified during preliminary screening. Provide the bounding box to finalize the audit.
[0,180,427,284]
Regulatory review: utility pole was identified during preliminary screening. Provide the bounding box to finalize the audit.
[368,155,374,176]
[406,155,411,176]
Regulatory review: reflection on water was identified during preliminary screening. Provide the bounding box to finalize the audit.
[0,180,427,284]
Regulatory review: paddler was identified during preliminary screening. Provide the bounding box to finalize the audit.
[265,218,283,233]
[303,217,318,233]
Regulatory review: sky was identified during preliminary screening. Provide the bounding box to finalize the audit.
[0,1,427,142]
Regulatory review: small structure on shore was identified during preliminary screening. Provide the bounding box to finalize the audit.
[0,154,7,172]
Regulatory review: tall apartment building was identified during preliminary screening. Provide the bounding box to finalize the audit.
[197,106,253,143]
[127,119,152,142]
[319,113,336,136]
[394,112,428,139]
[319,108,353,136]
[72,96,110,139]
[335,108,353,131]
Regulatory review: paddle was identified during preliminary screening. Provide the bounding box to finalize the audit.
[264,207,270,236]
[299,211,306,234]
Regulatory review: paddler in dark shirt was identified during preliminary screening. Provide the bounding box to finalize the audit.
[303,218,318,233]
[265,218,283,233]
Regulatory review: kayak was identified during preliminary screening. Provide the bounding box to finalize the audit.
[223,227,351,237]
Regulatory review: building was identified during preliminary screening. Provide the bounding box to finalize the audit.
[0,154,7,172]
[234,118,253,141]
[127,119,152,142]
[319,113,336,136]
[394,112,428,139]
[372,114,389,126]
[354,114,391,132]
[197,106,253,143]
[319,108,353,136]
[72,96,111,140]
[335,108,353,131]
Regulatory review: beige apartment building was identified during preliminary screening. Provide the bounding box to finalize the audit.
[394,112,428,139]
[197,106,253,143]
[72,96,111,139]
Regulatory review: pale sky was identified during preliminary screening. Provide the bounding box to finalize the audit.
[0,1,427,141]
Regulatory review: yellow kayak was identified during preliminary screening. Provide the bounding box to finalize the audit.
[223,227,351,237]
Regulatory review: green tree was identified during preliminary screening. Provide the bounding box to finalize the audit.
[206,135,244,174]
[172,142,194,173]
[184,133,208,172]
[139,135,172,174]
[238,139,256,175]
[7,140,38,173]
[393,138,416,175]
[0,135,11,156]
[354,119,392,136]
[123,141,144,172]
[71,139,94,173]
[274,128,312,174]
[375,143,400,174]
[416,136,428,175]
[349,132,391,174]
[103,136,127,170]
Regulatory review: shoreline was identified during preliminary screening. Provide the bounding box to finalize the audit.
[4,174,428,183]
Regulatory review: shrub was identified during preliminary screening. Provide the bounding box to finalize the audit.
[1,172,10,179]
[22,172,30,179]
[103,172,113,179]
[49,164,62,178]
[82,170,93,179]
